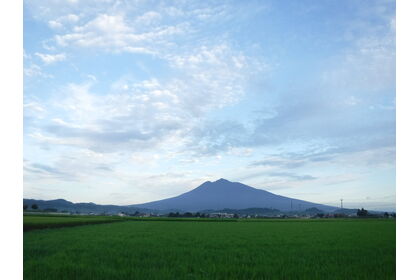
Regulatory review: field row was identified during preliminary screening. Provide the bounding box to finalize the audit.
[24,219,396,280]
[23,215,124,231]
[24,214,392,231]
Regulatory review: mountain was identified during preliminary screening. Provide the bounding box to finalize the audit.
[24,179,340,214]
[23,198,150,214]
[131,178,338,212]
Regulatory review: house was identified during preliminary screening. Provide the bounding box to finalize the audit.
[209,213,235,218]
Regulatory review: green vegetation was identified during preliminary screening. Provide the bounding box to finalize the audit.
[357,208,369,217]
[24,217,395,280]
[23,215,123,231]
[23,214,238,231]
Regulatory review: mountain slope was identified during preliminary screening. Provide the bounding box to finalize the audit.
[23,198,149,214]
[131,178,337,212]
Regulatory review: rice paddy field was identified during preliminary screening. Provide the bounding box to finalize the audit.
[23,215,123,231]
[23,216,395,280]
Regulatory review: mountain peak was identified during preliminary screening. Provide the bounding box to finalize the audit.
[214,178,230,183]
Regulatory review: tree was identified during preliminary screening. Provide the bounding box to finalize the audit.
[233,213,239,219]
[168,212,180,217]
[384,212,389,218]
[23,204,28,210]
[31,204,38,210]
[357,208,368,217]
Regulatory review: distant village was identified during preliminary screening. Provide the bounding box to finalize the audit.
[24,203,396,219]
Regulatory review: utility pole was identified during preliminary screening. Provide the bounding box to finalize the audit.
[340,198,343,209]
[290,199,293,211]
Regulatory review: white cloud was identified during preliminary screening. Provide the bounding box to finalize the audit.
[24,64,42,77]
[27,41,256,154]
[24,101,45,114]
[227,147,253,157]
[35,52,66,64]
[87,74,97,82]
[321,36,395,94]
[48,14,79,30]
[25,1,237,57]
[24,63,53,78]
[23,49,31,59]
[321,7,395,95]
[165,44,258,114]
[64,14,79,22]
[54,13,189,54]
[24,148,118,183]
[135,11,161,25]
[73,14,131,34]
[48,20,63,30]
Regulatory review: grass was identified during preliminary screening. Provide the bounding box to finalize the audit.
[23,215,123,231]
[24,218,395,280]
[23,215,239,231]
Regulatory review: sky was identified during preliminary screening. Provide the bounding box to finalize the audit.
[23,0,396,211]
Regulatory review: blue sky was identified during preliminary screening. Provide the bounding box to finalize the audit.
[23,0,395,211]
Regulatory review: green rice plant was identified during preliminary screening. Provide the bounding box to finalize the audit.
[24,219,395,280]
[23,215,124,231]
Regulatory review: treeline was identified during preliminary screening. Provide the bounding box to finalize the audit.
[24,204,60,213]
[169,212,208,218]
[166,212,240,218]
[24,204,39,210]
[356,208,396,218]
